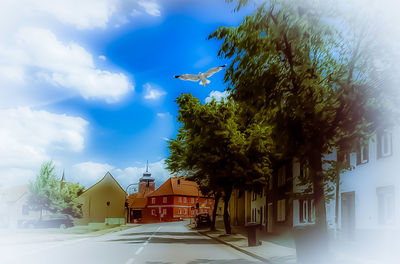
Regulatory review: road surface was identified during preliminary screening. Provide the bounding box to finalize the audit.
[1,221,263,264]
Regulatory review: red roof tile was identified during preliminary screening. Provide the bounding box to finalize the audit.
[149,177,201,197]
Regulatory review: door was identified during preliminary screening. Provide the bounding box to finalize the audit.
[267,203,273,233]
[341,191,355,240]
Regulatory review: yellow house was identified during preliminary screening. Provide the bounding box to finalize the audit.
[77,172,126,225]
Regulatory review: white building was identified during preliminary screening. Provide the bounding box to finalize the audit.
[338,128,399,239]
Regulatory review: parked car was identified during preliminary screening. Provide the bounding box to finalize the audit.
[195,212,211,228]
[22,214,74,229]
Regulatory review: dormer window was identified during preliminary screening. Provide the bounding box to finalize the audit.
[177,179,181,187]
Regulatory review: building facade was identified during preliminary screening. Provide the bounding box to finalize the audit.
[142,177,213,222]
[336,128,400,240]
[77,172,126,225]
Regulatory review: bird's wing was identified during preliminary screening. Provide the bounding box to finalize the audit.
[174,74,200,81]
[204,64,226,78]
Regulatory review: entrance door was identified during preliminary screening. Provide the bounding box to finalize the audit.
[341,191,355,240]
[267,203,273,233]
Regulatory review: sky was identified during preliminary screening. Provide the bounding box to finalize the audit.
[1,0,399,191]
[0,0,258,190]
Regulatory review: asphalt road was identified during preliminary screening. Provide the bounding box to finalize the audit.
[1,221,263,264]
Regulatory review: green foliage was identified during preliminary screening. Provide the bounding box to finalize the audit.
[27,161,84,218]
[166,94,272,194]
[27,161,59,214]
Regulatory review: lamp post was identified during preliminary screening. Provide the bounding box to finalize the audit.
[125,183,139,223]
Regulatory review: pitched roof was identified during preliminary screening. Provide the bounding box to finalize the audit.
[81,171,126,195]
[1,185,29,203]
[149,177,201,197]
[127,194,147,209]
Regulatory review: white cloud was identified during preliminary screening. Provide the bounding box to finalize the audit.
[70,159,171,190]
[138,1,161,16]
[98,55,106,61]
[0,107,88,186]
[143,83,166,100]
[14,27,133,103]
[156,112,170,117]
[205,90,230,103]
[72,161,114,187]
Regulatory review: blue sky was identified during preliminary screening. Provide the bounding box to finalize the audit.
[0,0,256,189]
[1,0,398,190]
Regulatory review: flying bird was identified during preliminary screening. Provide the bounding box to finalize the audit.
[174,64,226,87]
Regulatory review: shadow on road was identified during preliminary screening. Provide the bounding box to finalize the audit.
[104,236,221,244]
[118,232,198,237]
[186,259,262,263]
[143,260,261,264]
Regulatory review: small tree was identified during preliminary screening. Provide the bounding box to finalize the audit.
[27,161,59,218]
[27,161,84,218]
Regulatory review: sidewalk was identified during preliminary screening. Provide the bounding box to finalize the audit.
[188,221,296,264]
[189,221,396,264]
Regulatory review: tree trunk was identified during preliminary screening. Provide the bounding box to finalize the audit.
[310,149,329,261]
[210,191,221,231]
[223,186,232,234]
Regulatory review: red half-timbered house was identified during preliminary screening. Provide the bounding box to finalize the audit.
[142,177,213,221]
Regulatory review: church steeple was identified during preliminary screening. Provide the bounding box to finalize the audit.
[143,160,151,177]
[139,160,155,194]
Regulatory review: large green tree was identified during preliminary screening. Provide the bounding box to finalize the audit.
[210,0,399,259]
[166,94,272,233]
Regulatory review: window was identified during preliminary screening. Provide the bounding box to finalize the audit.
[22,205,29,216]
[300,163,310,179]
[277,199,286,222]
[278,165,286,186]
[378,130,392,158]
[162,208,167,215]
[191,210,195,216]
[299,199,315,223]
[357,143,369,165]
[178,197,182,203]
[337,151,350,168]
[377,186,395,224]
[184,208,187,215]
[151,198,156,204]
[151,209,156,216]
[177,179,181,187]
[183,197,187,203]
[178,208,182,215]
[163,197,167,203]
[191,198,195,204]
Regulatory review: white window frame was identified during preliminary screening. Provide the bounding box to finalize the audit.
[183,197,187,203]
[191,198,195,204]
[302,200,309,223]
[310,199,315,222]
[151,209,156,216]
[178,208,182,215]
[381,131,392,157]
[178,197,182,203]
[184,208,187,215]
[162,208,167,215]
[163,197,167,203]
[377,186,395,224]
[360,144,369,164]
[151,197,156,204]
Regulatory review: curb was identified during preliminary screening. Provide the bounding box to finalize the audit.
[197,230,272,264]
